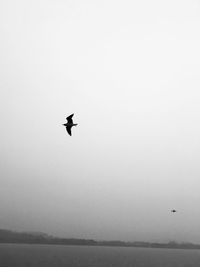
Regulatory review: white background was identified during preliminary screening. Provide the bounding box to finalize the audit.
[1,0,200,242]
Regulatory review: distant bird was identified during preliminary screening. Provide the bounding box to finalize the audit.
[63,114,78,136]
[171,209,177,213]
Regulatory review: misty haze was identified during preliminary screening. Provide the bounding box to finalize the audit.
[1,0,200,254]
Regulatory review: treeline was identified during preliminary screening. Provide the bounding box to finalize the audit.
[0,229,200,249]
[0,229,96,246]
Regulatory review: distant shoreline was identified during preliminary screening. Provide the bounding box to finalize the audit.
[1,242,200,251]
[0,229,200,250]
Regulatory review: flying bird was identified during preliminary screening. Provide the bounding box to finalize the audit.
[63,114,78,136]
[171,209,177,213]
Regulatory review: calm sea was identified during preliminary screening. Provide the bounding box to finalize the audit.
[0,243,200,267]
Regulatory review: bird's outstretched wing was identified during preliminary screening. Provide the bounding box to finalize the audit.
[66,126,72,136]
[66,114,74,123]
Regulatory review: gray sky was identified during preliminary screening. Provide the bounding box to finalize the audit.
[1,0,200,243]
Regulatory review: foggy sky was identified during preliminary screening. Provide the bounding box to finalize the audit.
[1,0,200,243]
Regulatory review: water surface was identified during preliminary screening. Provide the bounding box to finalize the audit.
[0,243,200,267]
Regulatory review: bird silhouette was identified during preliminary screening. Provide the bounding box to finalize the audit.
[171,209,177,213]
[63,114,78,136]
